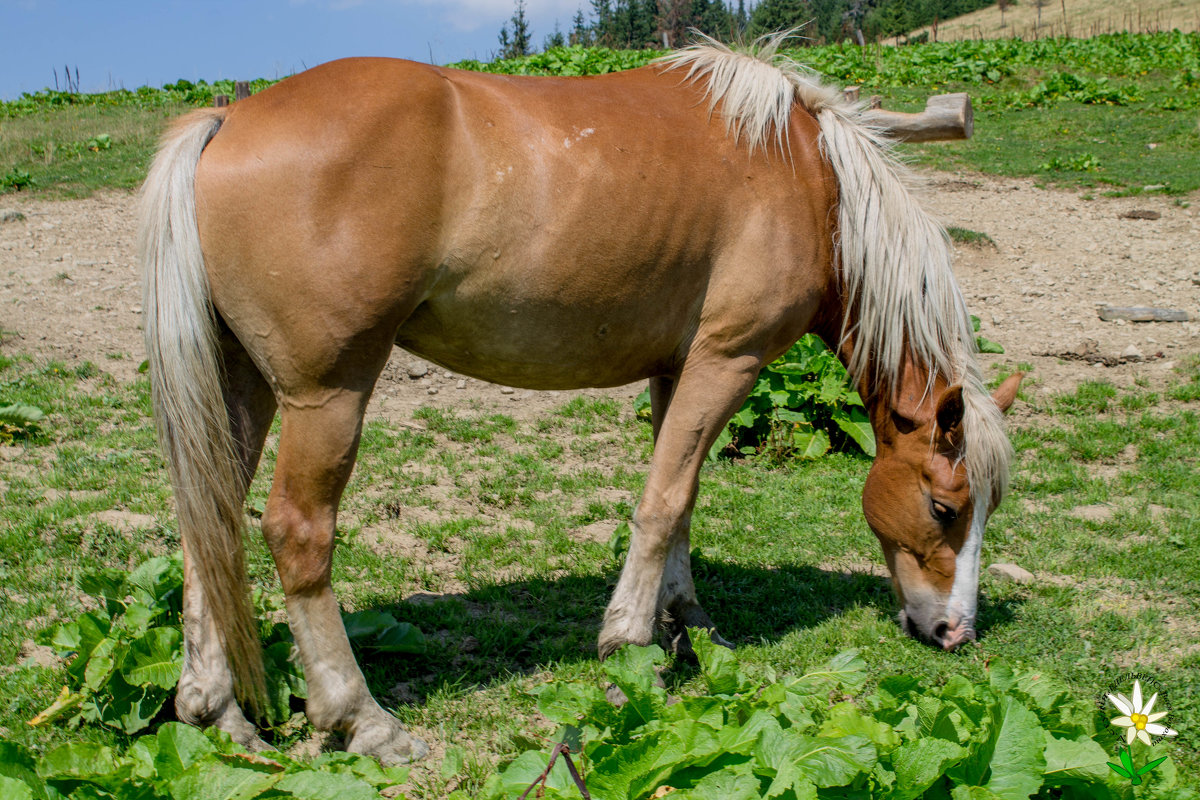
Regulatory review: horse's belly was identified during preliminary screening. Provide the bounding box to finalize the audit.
[393,290,690,390]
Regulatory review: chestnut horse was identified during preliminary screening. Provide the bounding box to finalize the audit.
[140,35,1020,762]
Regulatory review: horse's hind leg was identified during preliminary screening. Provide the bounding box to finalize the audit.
[261,384,427,765]
[600,358,758,660]
[176,329,276,748]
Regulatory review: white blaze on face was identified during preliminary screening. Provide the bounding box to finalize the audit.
[946,496,987,630]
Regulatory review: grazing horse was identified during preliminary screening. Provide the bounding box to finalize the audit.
[140,34,1021,763]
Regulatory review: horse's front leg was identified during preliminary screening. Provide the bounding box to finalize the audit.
[598,359,758,660]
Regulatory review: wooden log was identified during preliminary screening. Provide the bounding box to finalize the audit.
[867,93,974,142]
[214,94,229,107]
[1099,306,1189,322]
[843,85,860,103]
[235,81,251,101]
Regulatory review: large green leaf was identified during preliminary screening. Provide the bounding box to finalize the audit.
[601,643,667,724]
[169,758,283,800]
[691,628,740,695]
[756,727,875,789]
[791,649,867,694]
[832,405,876,456]
[274,770,381,800]
[892,737,967,800]
[818,702,901,749]
[154,722,217,781]
[535,680,605,725]
[974,695,1047,800]
[0,776,33,800]
[98,673,168,734]
[1042,734,1128,800]
[684,765,762,800]
[792,429,831,459]
[588,729,686,800]
[0,743,47,800]
[0,402,45,424]
[83,637,121,693]
[483,750,576,800]
[36,743,116,781]
[341,610,425,654]
[122,627,182,688]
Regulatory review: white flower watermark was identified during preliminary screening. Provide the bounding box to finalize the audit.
[1108,679,1178,747]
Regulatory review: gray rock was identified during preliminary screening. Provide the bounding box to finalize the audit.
[406,362,429,378]
[987,563,1034,584]
[1120,344,1143,361]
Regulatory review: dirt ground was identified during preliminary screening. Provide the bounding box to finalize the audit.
[1,173,1197,424]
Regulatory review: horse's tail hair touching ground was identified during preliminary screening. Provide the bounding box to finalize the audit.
[138,108,267,715]
[659,32,1012,509]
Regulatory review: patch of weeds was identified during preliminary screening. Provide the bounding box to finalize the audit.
[413,406,516,443]
[947,225,996,248]
[1054,380,1118,414]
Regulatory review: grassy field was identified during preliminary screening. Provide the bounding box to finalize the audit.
[1,352,1198,795]
[1,31,1198,799]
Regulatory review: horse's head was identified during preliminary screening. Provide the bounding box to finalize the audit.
[862,362,1022,651]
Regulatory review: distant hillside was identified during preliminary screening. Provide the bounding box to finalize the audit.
[901,0,1200,42]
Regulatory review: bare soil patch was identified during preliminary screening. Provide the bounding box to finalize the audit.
[1,176,1197,419]
[904,0,1200,41]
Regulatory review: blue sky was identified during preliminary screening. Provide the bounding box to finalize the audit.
[1,0,588,100]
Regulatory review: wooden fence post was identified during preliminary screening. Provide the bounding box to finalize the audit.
[235,81,251,101]
[214,95,229,107]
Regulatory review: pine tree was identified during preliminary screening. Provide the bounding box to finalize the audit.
[499,0,533,58]
[544,21,567,49]
[571,7,593,45]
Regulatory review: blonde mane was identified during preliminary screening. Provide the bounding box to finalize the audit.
[657,33,1012,506]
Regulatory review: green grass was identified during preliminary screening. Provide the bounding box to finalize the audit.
[0,104,186,197]
[1,351,1198,794]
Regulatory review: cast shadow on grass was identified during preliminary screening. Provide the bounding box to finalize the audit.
[356,555,1024,704]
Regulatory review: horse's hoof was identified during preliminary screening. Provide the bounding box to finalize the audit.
[346,716,429,765]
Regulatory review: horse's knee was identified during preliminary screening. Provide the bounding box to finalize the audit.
[261,499,335,594]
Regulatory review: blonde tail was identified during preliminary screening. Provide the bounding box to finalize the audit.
[139,108,266,715]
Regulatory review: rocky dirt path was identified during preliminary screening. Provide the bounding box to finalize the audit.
[2,174,1197,422]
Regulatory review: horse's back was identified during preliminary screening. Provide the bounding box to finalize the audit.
[194,57,839,392]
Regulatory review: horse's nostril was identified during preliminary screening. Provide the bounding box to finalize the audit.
[933,621,950,642]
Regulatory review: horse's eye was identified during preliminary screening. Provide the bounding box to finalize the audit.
[931,500,959,525]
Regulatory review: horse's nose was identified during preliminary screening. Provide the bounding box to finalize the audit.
[936,619,976,651]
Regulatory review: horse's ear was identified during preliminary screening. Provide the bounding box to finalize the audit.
[935,385,965,436]
[991,372,1023,414]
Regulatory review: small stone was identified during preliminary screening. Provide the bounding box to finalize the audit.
[1142,183,1165,191]
[987,563,1034,584]
[500,387,515,395]
[443,371,452,379]
[426,387,438,395]
[1120,344,1143,361]
[406,362,429,378]
[456,379,466,389]
[0,210,26,223]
